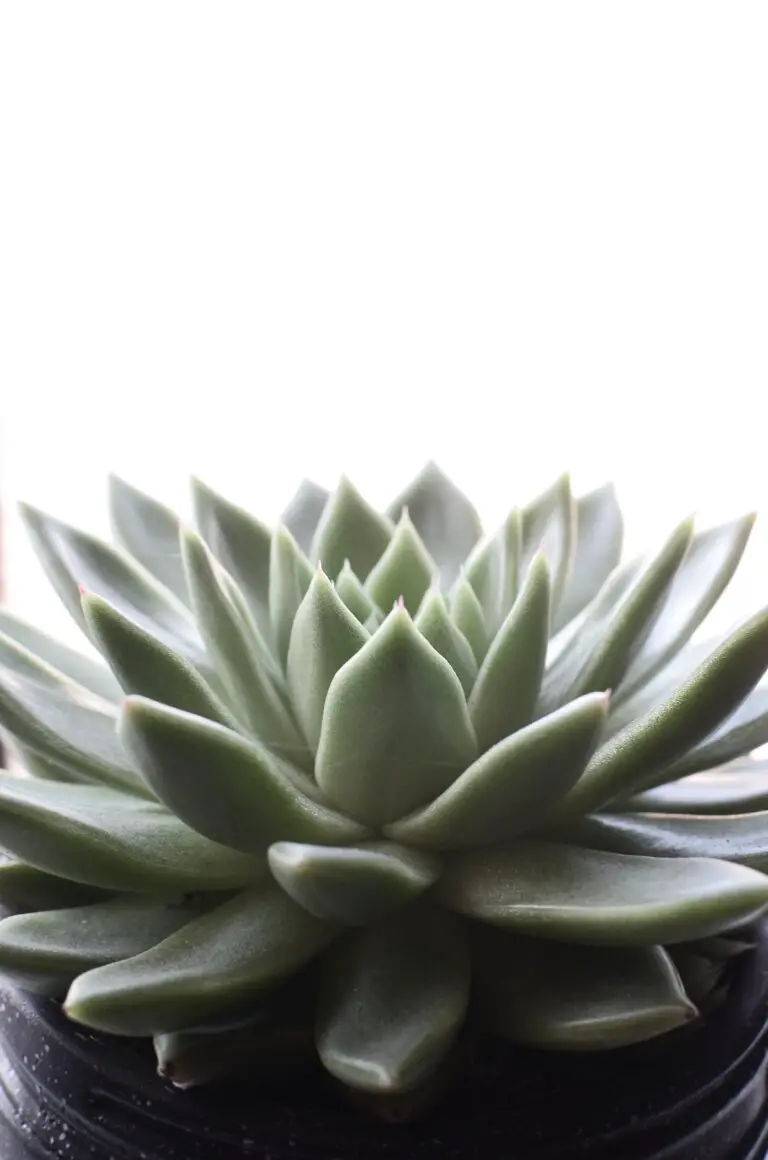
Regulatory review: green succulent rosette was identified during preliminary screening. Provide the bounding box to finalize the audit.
[0,464,767,1110]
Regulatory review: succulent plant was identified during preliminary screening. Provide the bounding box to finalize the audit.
[1,465,768,1111]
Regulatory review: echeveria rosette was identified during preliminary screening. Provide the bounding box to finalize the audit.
[0,466,767,1114]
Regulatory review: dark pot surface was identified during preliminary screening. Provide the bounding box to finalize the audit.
[1,923,768,1160]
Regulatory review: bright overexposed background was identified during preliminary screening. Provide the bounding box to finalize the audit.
[1,4,767,646]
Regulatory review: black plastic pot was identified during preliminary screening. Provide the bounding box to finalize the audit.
[1,923,768,1160]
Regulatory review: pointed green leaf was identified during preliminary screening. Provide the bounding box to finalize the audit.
[449,579,488,663]
[468,552,550,750]
[617,515,756,703]
[121,697,368,853]
[108,476,189,605]
[464,510,522,633]
[0,632,145,795]
[474,929,695,1050]
[551,607,768,817]
[386,462,483,585]
[521,474,575,610]
[0,776,260,891]
[0,895,207,996]
[625,765,768,815]
[182,529,307,763]
[316,608,477,826]
[317,907,470,1094]
[270,524,315,666]
[20,505,208,676]
[0,610,120,702]
[437,841,768,945]
[310,477,394,581]
[335,561,378,624]
[83,593,237,729]
[414,589,477,696]
[553,483,624,632]
[192,478,273,644]
[664,685,768,779]
[602,637,717,738]
[281,479,330,554]
[364,512,436,615]
[286,570,369,752]
[0,859,109,912]
[65,883,336,1035]
[268,841,441,924]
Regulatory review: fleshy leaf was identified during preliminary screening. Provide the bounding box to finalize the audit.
[182,529,307,763]
[468,552,550,750]
[617,515,756,703]
[281,479,330,554]
[449,579,488,664]
[335,561,377,624]
[0,776,260,891]
[663,685,768,779]
[270,524,315,666]
[316,907,470,1094]
[192,478,273,644]
[268,841,441,924]
[0,859,109,912]
[520,474,574,610]
[83,593,237,729]
[65,883,336,1035]
[552,606,768,817]
[437,841,768,945]
[625,764,768,815]
[310,477,394,582]
[316,607,477,826]
[386,462,482,585]
[108,476,189,605]
[0,610,120,703]
[464,509,522,634]
[0,895,207,996]
[387,693,608,851]
[414,590,477,697]
[287,570,369,752]
[553,483,624,632]
[364,512,435,615]
[121,697,368,853]
[474,929,695,1050]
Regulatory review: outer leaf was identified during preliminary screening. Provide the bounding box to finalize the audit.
[267,841,441,924]
[0,859,108,912]
[0,776,260,891]
[474,930,695,1050]
[192,478,273,644]
[437,841,768,945]
[281,479,330,554]
[449,580,488,664]
[83,593,237,729]
[121,697,368,853]
[468,552,550,750]
[19,505,208,676]
[316,608,477,826]
[617,514,756,703]
[414,589,477,697]
[182,530,307,763]
[364,512,435,615]
[108,476,189,605]
[0,610,120,702]
[65,883,336,1035]
[310,477,394,582]
[316,907,470,1094]
[553,483,624,633]
[0,633,144,795]
[625,765,768,815]
[551,607,768,818]
[663,685,768,779]
[386,693,609,851]
[386,462,483,585]
[270,524,315,666]
[0,895,206,996]
[335,561,377,624]
[287,570,369,751]
[520,474,575,610]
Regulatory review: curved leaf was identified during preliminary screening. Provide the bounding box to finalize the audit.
[414,590,477,697]
[364,512,435,615]
[316,607,477,826]
[310,477,394,582]
[520,474,574,610]
[386,462,482,585]
[464,511,522,633]
[468,552,550,750]
[281,479,330,554]
[0,610,120,702]
[664,685,768,779]
[625,765,768,815]
[437,841,768,945]
[108,476,189,605]
[269,524,315,666]
[65,883,336,1035]
[387,693,609,851]
[553,483,624,633]
[0,776,260,891]
[317,907,470,1094]
[0,859,109,912]
[335,561,377,624]
[121,697,368,853]
[449,579,488,664]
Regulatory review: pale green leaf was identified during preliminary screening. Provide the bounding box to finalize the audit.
[664,685,768,779]
[520,474,575,610]
[414,589,477,697]
[310,477,394,582]
[108,476,189,605]
[316,607,477,826]
[624,764,768,815]
[269,524,315,666]
[552,483,624,632]
[386,462,482,585]
[281,479,330,554]
[335,561,378,624]
[0,859,109,912]
[464,509,522,634]
[0,610,120,703]
[316,907,470,1094]
[364,512,436,615]
[449,579,488,663]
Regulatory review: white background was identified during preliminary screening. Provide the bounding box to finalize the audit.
[1,4,766,644]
